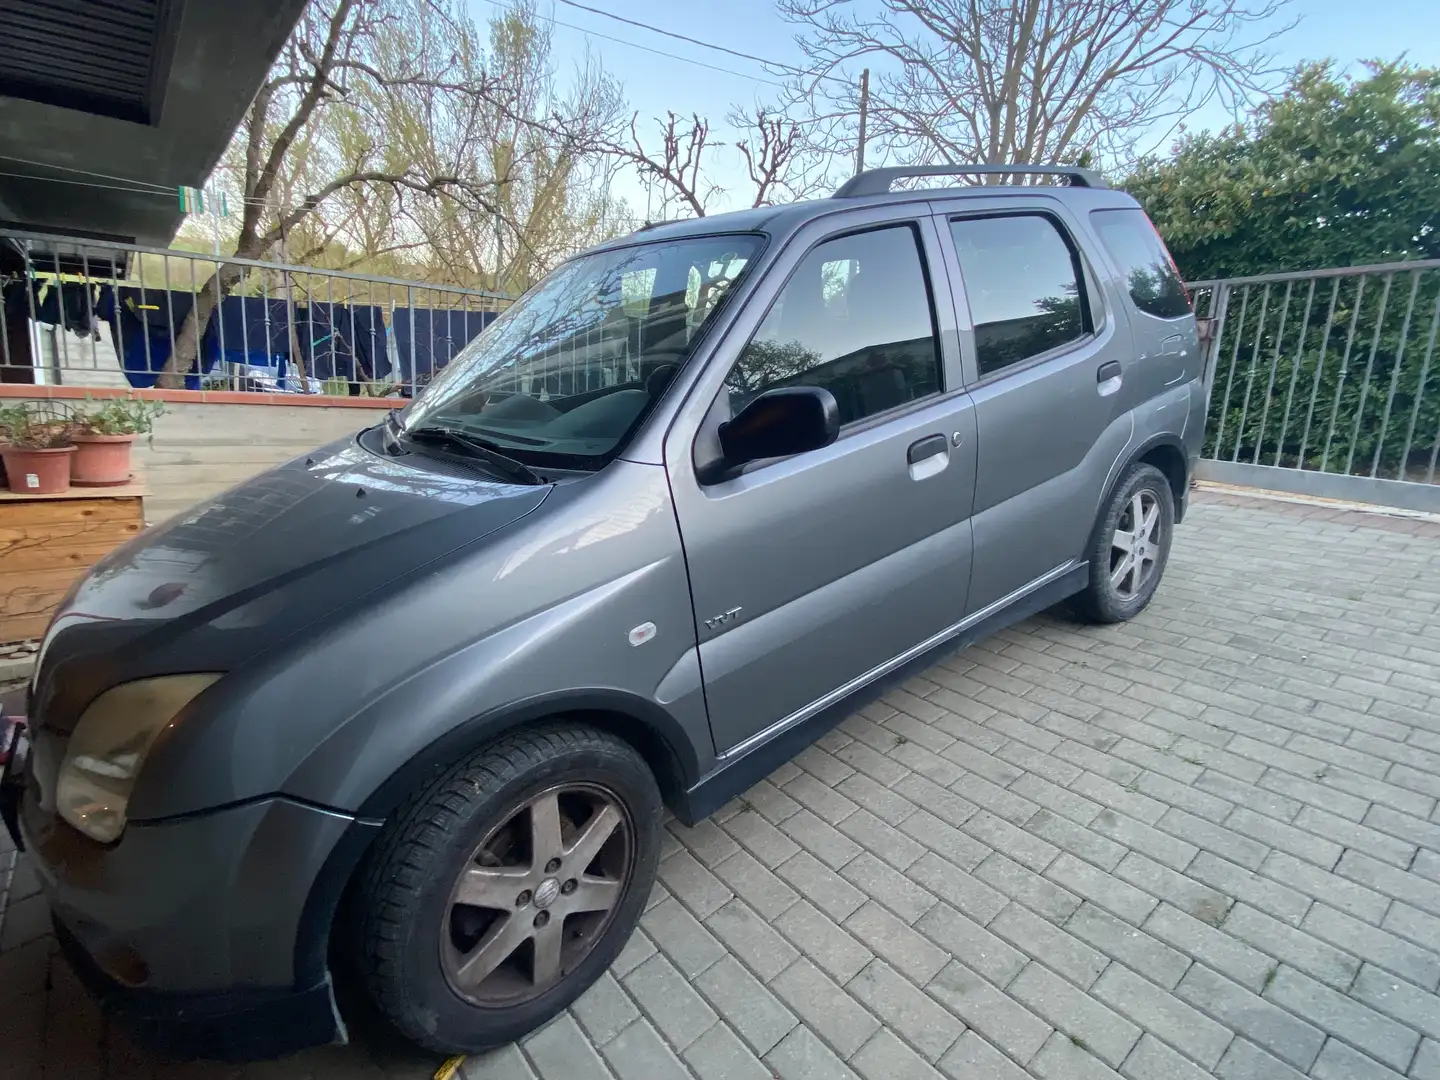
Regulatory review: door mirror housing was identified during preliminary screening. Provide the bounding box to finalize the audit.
[716,386,840,472]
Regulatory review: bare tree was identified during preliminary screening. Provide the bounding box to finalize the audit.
[160,0,623,386]
[611,105,827,219]
[779,0,1293,176]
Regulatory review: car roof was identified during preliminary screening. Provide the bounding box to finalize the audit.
[585,168,1141,257]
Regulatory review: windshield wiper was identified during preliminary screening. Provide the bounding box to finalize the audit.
[403,425,544,485]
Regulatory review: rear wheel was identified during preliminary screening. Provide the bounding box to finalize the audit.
[352,723,662,1053]
[1071,463,1175,624]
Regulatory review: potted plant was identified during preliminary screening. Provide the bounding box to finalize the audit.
[0,401,78,495]
[71,395,164,486]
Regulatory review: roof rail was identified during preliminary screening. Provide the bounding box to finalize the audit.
[833,164,1108,198]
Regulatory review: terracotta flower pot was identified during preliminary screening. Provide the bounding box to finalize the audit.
[1,445,76,495]
[71,432,137,486]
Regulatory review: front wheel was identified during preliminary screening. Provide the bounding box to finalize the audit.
[351,723,662,1053]
[1071,462,1175,624]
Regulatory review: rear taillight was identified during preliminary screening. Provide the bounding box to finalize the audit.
[1147,216,1191,308]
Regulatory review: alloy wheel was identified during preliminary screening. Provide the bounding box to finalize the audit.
[1110,488,1162,600]
[439,783,633,1007]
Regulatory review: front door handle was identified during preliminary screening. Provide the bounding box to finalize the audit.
[907,434,948,464]
[906,433,950,481]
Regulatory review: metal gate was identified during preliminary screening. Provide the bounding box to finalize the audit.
[1191,261,1440,513]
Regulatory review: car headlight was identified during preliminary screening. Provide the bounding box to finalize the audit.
[57,674,222,843]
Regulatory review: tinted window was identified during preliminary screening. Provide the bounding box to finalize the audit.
[1090,208,1191,319]
[726,225,940,425]
[949,215,1088,376]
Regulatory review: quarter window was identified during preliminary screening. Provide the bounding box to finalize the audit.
[1090,207,1192,319]
[725,225,941,425]
[949,214,1090,376]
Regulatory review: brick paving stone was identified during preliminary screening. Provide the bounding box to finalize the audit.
[847,959,965,1063]
[1093,963,1233,1068]
[682,1023,774,1080]
[1009,961,1140,1067]
[16,493,1440,1080]
[694,955,796,1056]
[1066,903,1192,991]
[770,958,879,1058]
[1263,966,1419,1071]
[1175,963,1325,1072]
[927,960,1052,1064]
[764,1027,860,1080]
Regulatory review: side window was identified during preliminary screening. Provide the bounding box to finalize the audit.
[949,214,1090,377]
[725,225,941,426]
[1089,207,1192,319]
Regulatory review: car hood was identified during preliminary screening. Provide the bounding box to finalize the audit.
[29,435,552,731]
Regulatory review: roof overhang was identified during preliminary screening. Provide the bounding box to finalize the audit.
[0,0,308,246]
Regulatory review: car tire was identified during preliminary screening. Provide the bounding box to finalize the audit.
[351,723,662,1054]
[1071,463,1175,624]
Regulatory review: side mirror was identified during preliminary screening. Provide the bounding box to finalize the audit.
[717,386,840,470]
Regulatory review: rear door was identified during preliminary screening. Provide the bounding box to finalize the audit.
[665,209,978,756]
[934,198,1135,613]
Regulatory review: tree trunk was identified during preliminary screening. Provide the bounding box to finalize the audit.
[155,261,248,389]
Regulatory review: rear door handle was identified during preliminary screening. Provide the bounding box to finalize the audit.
[906,434,949,481]
[1097,361,1123,382]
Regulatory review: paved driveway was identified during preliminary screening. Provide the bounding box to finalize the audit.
[4,488,1440,1080]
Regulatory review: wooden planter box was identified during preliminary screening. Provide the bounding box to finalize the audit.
[0,478,146,644]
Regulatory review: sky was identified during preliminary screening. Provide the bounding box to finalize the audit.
[463,0,1436,216]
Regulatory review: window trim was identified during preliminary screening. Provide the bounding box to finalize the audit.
[716,219,948,436]
[946,209,1103,386]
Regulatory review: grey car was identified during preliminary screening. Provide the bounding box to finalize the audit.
[1,165,1203,1061]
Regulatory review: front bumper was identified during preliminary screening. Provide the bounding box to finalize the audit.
[53,915,342,1061]
[2,747,367,1060]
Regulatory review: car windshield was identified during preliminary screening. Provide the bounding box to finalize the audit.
[400,233,763,468]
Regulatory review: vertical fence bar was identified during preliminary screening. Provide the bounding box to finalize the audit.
[0,263,11,374]
[188,257,201,386]
[161,255,176,384]
[81,251,99,378]
[1345,272,1393,476]
[1371,270,1422,478]
[306,274,316,392]
[52,252,70,377]
[1274,278,1316,467]
[1253,281,1293,465]
[1296,279,1336,469]
[1210,285,1251,459]
[1321,275,1367,474]
[1231,284,1271,462]
[23,250,40,383]
[108,252,124,388]
[238,270,250,391]
[1403,285,1440,483]
[214,257,228,389]
[407,285,416,392]
[137,252,152,376]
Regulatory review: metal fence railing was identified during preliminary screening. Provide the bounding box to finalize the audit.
[1191,261,1440,511]
[0,229,514,398]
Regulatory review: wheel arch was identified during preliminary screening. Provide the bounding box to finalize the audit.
[293,690,699,989]
[1099,433,1189,530]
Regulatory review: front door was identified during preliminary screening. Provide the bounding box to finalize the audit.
[666,211,978,756]
[934,201,1135,613]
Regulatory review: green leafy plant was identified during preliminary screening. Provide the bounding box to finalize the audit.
[74,396,165,439]
[0,401,77,450]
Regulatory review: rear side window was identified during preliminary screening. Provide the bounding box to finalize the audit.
[726,224,941,425]
[949,214,1090,376]
[1090,207,1192,319]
